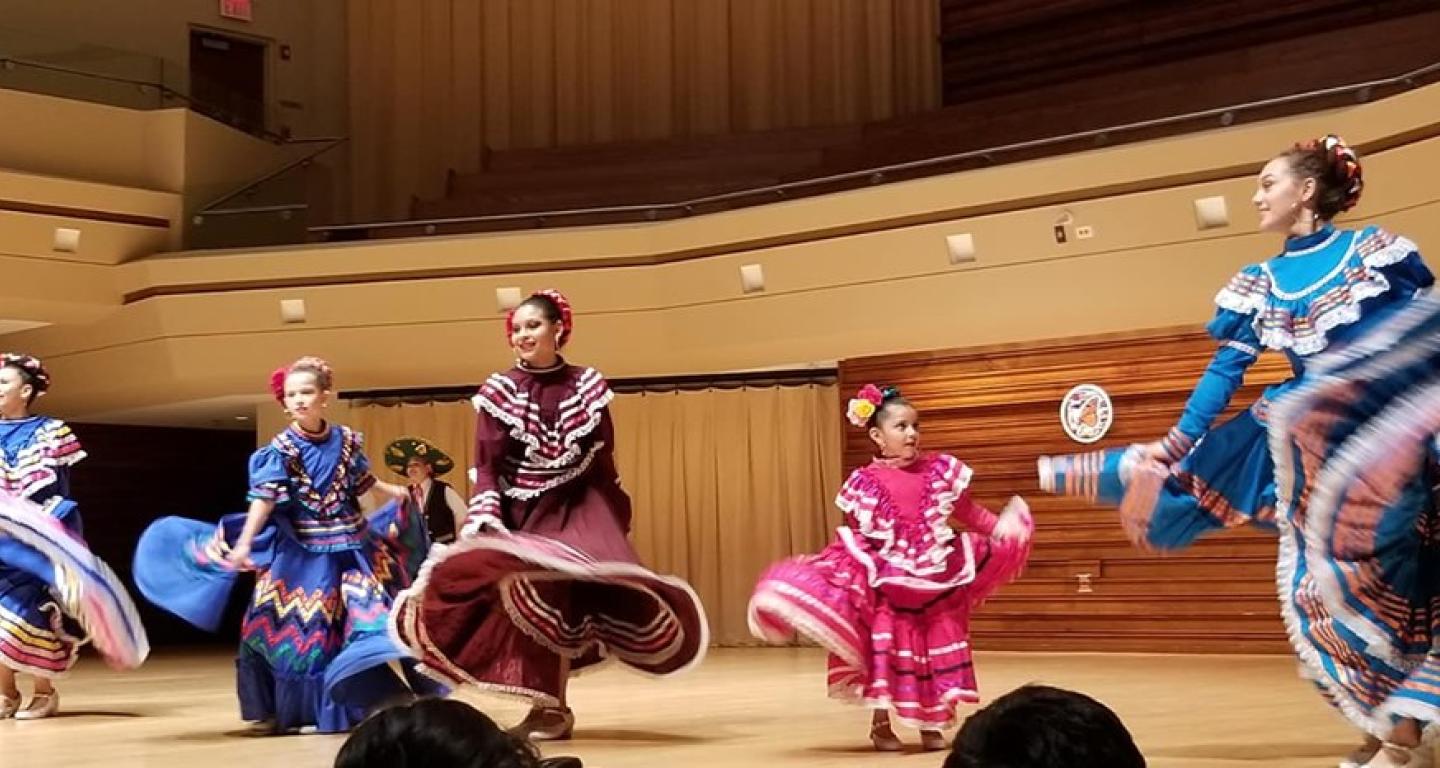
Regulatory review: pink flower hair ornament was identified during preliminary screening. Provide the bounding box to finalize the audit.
[846,383,896,428]
[269,356,335,404]
[268,367,288,403]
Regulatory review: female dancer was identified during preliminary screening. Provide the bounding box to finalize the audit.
[0,353,149,719]
[136,356,437,733]
[1038,136,1437,767]
[749,384,1033,751]
[390,289,709,741]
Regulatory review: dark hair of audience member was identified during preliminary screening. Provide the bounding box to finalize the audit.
[335,698,540,768]
[946,685,1145,768]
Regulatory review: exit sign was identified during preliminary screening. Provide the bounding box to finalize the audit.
[220,0,253,21]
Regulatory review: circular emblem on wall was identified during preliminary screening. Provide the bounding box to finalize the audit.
[1060,384,1113,444]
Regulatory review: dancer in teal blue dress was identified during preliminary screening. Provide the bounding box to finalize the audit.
[1039,136,1439,767]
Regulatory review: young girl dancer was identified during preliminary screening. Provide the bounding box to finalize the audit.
[749,384,1032,751]
[136,356,437,733]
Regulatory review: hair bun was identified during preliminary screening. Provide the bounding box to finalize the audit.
[1287,134,1363,220]
[1315,134,1363,213]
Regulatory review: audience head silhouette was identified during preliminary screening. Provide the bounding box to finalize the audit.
[946,685,1145,768]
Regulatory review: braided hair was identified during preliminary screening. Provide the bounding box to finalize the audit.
[1280,134,1363,221]
[269,356,335,403]
[0,353,50,405]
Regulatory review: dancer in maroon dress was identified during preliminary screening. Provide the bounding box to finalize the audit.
[390,289,708,740]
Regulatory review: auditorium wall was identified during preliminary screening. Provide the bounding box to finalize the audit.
[345,0,940,219]
[5,83,1438,426]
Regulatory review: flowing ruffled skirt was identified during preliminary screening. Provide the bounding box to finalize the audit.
[390,479,709,705]
[748,511,1033,729]
[0,494,149,677]
[135,502,439,733]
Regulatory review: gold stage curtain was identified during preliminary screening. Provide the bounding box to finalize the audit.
[348,382,842,645]
[609,384,843,645]
[348,400,479,493]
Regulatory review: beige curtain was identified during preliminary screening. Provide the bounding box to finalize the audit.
[348,400,479,497]
[610,384,843,645]
[348,382,842,645]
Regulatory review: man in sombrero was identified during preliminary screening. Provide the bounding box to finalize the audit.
[384,436,467,546]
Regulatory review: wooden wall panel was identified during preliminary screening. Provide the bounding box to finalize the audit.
[373,2,1440,230]
[346,0,940,220]
[839,327,1295,654]
[448,3,486,177]
[849,7,1440,170]
[938,0,1435,104]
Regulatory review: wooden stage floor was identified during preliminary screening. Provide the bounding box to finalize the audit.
[4,646,1386,767]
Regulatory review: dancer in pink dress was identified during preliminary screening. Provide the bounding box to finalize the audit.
[749,384,1033,752]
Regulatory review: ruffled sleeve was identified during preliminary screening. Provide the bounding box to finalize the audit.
[835,466,885,538]
[246,446,290,504]
[1358,226,1432,297]
[927,454,992,535]
[347,428,377,497]
[21,419,87,501]
[39,419,85,467]
[461,406,508,536]
[590,407,622,483]
[1160,283,1266,460]
[1217,228,1427,357]
[1161,227,1427,460]
[924,454,974,546]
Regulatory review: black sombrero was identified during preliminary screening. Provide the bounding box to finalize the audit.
[383,436,455,477]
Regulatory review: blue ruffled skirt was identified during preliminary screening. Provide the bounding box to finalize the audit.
[135,502,441,733]
[0,495,149,677]
[1269,295,1440,736]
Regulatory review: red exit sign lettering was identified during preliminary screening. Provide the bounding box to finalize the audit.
[220,0,253,22]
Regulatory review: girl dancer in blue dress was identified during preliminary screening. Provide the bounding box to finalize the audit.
[1038,136,1439,767]
[136,356,437,733]
[0,353,149,719]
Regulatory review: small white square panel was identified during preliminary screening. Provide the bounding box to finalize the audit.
[740,264,765,294]
[279,299,307,324]
[946,233,975,264]
[1194,196,1230,230]
[496,286,523,312]
[53,228,81,253]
